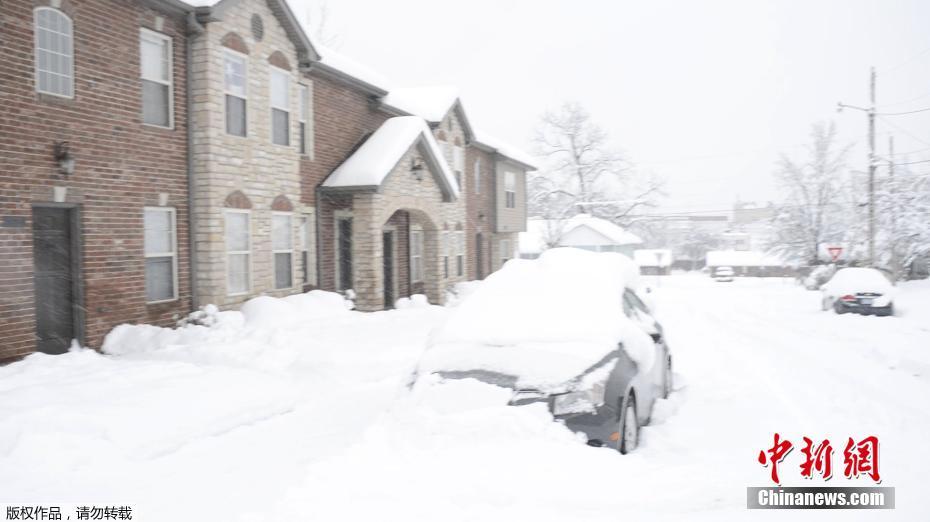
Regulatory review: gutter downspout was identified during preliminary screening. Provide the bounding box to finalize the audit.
[185,11,205,311]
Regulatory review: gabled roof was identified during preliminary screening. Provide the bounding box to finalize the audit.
[321,117,459,200]
[520,214,642,255]
[182,0,319,63]
[380,86,475,141]
[472,129,538,171]
[311,44,391,96]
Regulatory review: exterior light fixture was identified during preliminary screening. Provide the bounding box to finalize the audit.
[54,142,75,175]
[411,160,424,181]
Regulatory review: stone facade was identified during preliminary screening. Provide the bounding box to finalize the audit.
[188,0,313,308]
[0,0,190,360]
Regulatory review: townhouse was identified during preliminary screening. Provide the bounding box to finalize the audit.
[0,0,193,360]
[0,0,533,361]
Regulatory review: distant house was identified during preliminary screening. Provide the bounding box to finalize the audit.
[519,214,643,259]
[705,250,790,277]
[634,249,673,275]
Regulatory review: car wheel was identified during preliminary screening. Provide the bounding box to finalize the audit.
[833,300,847,314]
[618,392,639,455]
[662,356,673,399]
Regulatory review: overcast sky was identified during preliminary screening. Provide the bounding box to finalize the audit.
[292,0,930,214]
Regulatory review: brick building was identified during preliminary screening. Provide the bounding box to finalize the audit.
[1,0,534,360]
[0,0,192,361]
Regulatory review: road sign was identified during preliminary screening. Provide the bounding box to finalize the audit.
[827,247,843,262]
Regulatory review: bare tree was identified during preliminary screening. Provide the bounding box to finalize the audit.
[306,1,340,49]
[769,122,852,265]
[531,102,663,226]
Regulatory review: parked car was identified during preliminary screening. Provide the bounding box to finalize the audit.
[820,267,895,316]
[414,248,673,454]
[713,266,735,282]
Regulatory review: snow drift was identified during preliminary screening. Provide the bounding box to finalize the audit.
[419,248,655,388]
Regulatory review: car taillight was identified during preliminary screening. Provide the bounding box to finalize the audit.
[841,294,857,302]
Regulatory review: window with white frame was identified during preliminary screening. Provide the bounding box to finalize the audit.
[225,210,251,295]
[500,239,511,267]
[298,214,315,285]
[140,29,173,127]
[453,146,465,191]
[442,231,450,279]
[144,207,177,302]
[455,231,465,277]
[298,83,310,155]
[270,67,289,146]
[34,7,74,98]
[504,171,516,208]
[224,50,247,136]
[272,213,293,289]
[410,228,423,283]
[473,158,481,194]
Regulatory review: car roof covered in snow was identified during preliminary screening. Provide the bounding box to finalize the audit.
[418,248,655,389]
[825,267,894,293]
[321,117,459,198]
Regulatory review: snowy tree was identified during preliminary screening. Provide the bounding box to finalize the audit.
[769,122,853,265]
[531,102,663,226]
[875,162,930,279]
[306,1,340,49]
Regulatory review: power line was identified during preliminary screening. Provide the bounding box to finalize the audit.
[876,107,930,116]
[880,44,930,75]
[879,115,930,147]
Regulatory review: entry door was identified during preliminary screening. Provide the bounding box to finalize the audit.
[337,217,352,290]
[475,233,484,279]
[32,206,78,354]
[382,231,394,308]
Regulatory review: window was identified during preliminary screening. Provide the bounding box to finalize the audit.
[473,158,481,194]
[453,146,465,191]
[225,210,251,295]
[272,213,293,289]
[442,232,452,278]
[144,207,177,302]
[140,29,172,127]
[410,228,424,283]
[34,7,73,98]
[456,231,465,277]
[224,50,247,136]
[505,171,516,208]
[298,214,315,285]
[270,67,289,146]
[298,83,310,155]
[500,239,511,267]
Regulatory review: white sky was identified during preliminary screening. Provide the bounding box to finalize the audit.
[293,0,930,214]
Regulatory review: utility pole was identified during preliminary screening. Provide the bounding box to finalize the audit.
[837,66,877,266]
[888,135,897,278]
[868,67,876,267]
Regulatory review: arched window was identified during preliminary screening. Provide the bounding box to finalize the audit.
[34,7,74,98]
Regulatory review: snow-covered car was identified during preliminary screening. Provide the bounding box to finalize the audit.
[713,266,735,282]
[415,248,673,454]
[820,267,895,316]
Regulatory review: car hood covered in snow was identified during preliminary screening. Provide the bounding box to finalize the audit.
[417,248,655,389]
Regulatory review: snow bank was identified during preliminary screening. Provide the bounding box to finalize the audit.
[394,294,430,309]
[420,248,654,387]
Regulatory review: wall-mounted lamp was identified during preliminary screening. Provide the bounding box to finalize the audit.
[54,141,75,175]
[411,160,424,181]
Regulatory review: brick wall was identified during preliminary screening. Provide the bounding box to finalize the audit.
[0,0,190,360]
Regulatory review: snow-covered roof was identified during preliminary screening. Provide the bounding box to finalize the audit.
[322,116,459,198]
[634,249,673,267]
[314,44,391,94]
[520,215,641,255]
[705,250,785,267]
[381,86,460,123]
[473,129,538,170]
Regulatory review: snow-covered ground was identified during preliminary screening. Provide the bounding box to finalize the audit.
[2,276,929,520]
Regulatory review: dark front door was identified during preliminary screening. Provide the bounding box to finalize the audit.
[338,217,352,291]
[476,233,484,279]
[382,231,394,308]
[32,206,78,354]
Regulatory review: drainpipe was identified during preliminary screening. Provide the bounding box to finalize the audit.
[185,12,205,311]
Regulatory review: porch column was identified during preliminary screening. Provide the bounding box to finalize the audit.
[351,194,384,311]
